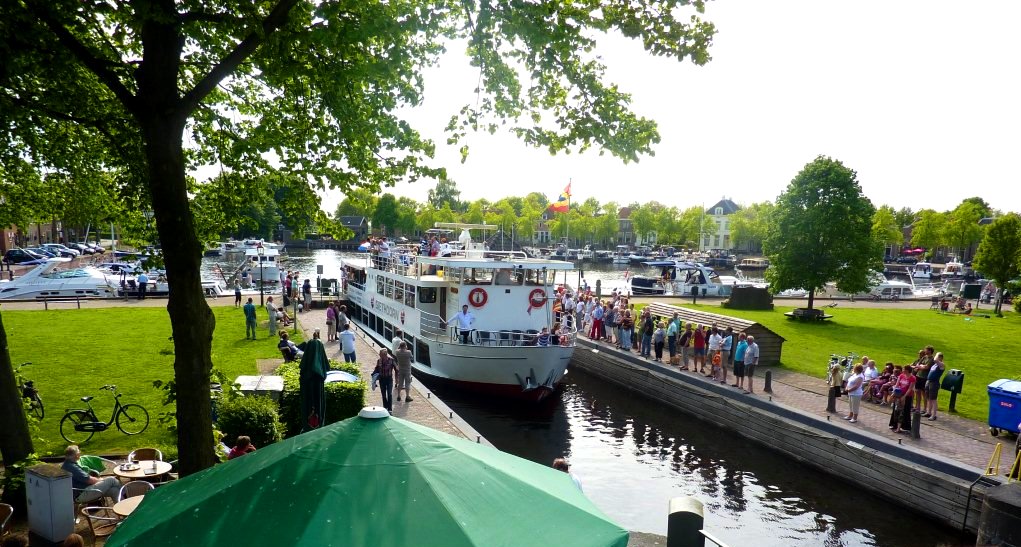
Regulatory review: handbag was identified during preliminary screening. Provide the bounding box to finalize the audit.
[371,371,379,391]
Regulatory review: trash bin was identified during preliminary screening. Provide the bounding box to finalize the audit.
[26,463,74,542]
[987,379,1021,437]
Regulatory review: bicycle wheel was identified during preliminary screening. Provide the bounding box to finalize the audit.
[116,404,150,435]
[60,410,94,444]
[31,395,44,420]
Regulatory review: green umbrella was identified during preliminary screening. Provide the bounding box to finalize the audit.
[298,338,329,431]
[107,409,627,547]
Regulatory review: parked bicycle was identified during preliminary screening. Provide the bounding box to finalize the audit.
[15,361,44,419]
[59,385,149,444]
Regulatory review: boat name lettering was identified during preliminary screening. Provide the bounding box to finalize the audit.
[373,299,400,320]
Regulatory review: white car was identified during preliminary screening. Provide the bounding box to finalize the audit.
[41,243,80,258]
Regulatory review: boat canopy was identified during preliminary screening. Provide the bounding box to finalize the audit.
[416,256,574,270]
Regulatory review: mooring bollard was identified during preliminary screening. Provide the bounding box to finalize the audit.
[667,496,705,547]
[826,388,837,412]
[764,370,772,393]
[911,410,922,439]
[595,279,602,298]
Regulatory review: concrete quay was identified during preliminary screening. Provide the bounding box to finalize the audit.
[570,335,1013,535]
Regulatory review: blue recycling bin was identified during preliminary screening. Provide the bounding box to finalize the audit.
[987,379,1021,437]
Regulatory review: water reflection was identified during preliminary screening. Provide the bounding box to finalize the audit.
[426,370,968,546]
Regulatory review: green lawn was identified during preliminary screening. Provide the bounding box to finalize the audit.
[645,303,1019,422]
[3,304,295,458]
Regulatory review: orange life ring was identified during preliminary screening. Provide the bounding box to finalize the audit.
[528,288,546,309]
[468,287,488,307]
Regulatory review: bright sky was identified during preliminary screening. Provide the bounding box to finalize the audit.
[321,1,1021,215]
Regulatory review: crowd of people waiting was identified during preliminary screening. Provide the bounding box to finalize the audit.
[827,345,946,431]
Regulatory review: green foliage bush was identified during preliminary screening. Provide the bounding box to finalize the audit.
[278,360,366,436]
[215,394,284,449]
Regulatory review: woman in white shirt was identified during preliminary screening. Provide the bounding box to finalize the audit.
[844,364,865,423]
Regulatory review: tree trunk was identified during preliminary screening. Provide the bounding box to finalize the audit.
[807,288,815,311]
[0,310,34,507]
[141,115,217,476]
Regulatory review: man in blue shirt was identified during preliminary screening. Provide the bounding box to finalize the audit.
[136,271,149,300]
[243,297,257,340]
[62,445,120,503]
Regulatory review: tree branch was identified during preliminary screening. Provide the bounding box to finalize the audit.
[179,10,246,25]
[25,1,139,117]
[179,0,299,116]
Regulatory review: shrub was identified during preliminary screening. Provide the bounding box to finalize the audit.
[215,394,284,449]
[278,359,366,436]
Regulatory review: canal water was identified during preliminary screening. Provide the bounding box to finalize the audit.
[204,249,968,545]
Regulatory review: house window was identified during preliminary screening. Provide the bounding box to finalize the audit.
[715,207,723,215]
[703,236,710,246]
[714,235,720,247]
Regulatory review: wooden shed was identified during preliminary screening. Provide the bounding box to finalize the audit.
[643,302,785,365]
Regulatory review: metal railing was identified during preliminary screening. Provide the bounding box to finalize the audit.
[418,308,577,347]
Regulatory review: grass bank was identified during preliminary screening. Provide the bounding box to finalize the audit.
[640,303,1019,422]
[3,304,294,458]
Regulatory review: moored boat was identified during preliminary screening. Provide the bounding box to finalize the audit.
[630,260,728,297]
[341,224,576,401]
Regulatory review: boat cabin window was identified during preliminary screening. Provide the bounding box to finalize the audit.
[419,287,437,304]
[394,280,404,303]
[376,276,384,295]
[385,277,394,299]
[463,268,493,285]
[446,268,462,284]
[494,268,522,285]
[404,285,416,308]
[524,269,555,286]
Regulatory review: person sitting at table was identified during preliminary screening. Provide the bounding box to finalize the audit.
[277,306,293,326]
[228,436,257,460]
[62,445,120,503]
[964,302,973,315]
[278,332,303,361]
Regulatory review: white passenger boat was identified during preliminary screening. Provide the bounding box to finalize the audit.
[911,262,937,280]
[612,245,630,264]
[341,224,576,401]
[0,258,118,299]
[245,246,281,283]
[629,261,728,297]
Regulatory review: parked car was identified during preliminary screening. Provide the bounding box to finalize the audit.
[68,242,94,255]
[26,247,58,258]
[40,243,79,258]
[896,256,918,264]
[3,248,47,264]
[82,242,105,254]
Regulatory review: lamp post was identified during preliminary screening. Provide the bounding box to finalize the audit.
[257,244,265,306]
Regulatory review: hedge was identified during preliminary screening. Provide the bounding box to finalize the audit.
[278,360,366,436]
[215,394,285,449]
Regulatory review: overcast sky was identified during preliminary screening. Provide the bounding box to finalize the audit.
[321,1,1021,215]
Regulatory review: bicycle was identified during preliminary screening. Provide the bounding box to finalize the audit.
[15,361,44,419]
[59,385,149,444]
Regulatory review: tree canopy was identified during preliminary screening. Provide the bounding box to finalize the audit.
[972,214,1021,316]
[763,156,881,309]
[0,0,715,474]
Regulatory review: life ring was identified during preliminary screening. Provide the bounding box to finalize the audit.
[528,288,546,310]
[468,287,488,308]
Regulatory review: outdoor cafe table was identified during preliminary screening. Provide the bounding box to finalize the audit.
[114,461,172,481]
[113,495,145,518]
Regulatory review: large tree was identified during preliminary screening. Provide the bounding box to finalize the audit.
[871,205,904,254]
[910,209,947,255]
[427,178,463,212]
[0,1,713,475]
[944,201,985,260]
[764,156,881,310]
[730,201,773,253]
[972,214,1021,316]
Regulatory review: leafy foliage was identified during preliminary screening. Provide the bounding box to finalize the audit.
[910,209,947,253]
[427,178,463,212]
[730,201,773,252]
[277,360,366,437]
[215,394,284,450]
[871,205,903,250]
[973,214,1021,316]
[764,156,881,308]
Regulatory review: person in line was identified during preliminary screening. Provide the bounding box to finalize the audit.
[666,313,680,364]
[447,304,476,344]
[914,346,935,414]
[640,310,655,358]
[394,341,414,402]
[678,323,693,370]
[693,324,706,373]
[136,270,149,300]
[227,436,257,460]
[234,279,242,307]
[325,301,337,342]
[302,278,312,311]
[732,332,748,388]
[62,445,120,504]
[619,310,634,352]
[743,335,760,394]
[924,352,946,420]
[265,296,278,336]
[707,327,723,374]
[552,457,583,492]
[374,348,397,412]
[844,364,865,423]
[243,297,257,340]
[652,321,666,362]
[278,331,302,361]
[889,365,917,434]
[391,327,405,356]
[336,303,350,339]
[589,301,604,341]
[340,323,357,363]
[720,327,734,384]
[827,353,844,413]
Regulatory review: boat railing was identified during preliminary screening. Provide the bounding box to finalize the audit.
[418,309,578,347]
